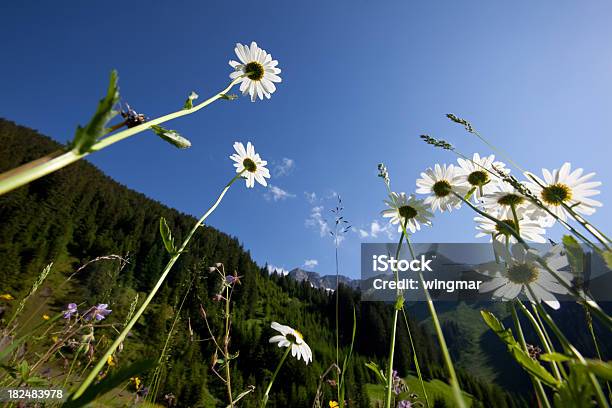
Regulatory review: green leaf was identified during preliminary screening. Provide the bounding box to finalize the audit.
[70,70,120,154]
[365,361,386,385]
[480,310,515,346]
[227,386,255,407]
[583,359,612,381]
[0,336,26,362]
[150,125,192,149]
[562,235,584,278]
[553,368,597,408]
[464,187,476,201]
[481,310,560,389]
[509,345,560,389]
[159,217,177,255]
[540,352,572,363]
[394,294,404,310]
[64,359,155,408]
[220,93,238,100]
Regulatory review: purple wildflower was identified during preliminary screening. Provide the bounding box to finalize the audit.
[63,303,78,319]
[86,304,112,321]
[225,275,242,285]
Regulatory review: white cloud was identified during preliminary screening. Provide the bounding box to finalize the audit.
[304,191,318,204]
[267,264,289,275]
[273,158,295,177]
[305,205,330,237]
[264,185,296,201]
[303,259,318,269]
[355,220,396,240]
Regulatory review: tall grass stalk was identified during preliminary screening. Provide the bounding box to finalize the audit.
[0,77,242,196]
[147,281,193,404]
[71,171,244,399]
[399,309,430,408]
[6,263,53,332]
[510,303,552,408]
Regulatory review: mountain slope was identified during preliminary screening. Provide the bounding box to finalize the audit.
[0,119,527,407]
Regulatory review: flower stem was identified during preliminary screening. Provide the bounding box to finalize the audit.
[401,231,466,408]
[225,285,234,407]
[384,224,405,408]
[260,346,291,408]
[0,77,242,196]
[534,302,610,408]
[515,300,564,380]
[71,171,243,399]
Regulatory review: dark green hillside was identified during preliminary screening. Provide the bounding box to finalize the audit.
[0,119,527,407]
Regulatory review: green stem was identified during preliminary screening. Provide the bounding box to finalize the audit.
[456,191,612,329]
[510,303,552,408]
[401,232,466,408]
[225,286,234,407]
[534,302,610,408]
[260,346,291,408]
[400,309,431,408]
[0,77,242,196]
[71,171,243,399]
[515,300,564,380]
[561,204,611,249]
[385,224,406,408]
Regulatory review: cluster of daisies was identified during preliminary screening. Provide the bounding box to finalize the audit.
[382,155,602,308]
[383,154,602,244]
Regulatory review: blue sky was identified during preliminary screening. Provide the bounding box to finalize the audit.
[1,1,611,279]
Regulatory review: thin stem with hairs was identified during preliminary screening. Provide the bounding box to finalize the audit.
[71,171,244,399]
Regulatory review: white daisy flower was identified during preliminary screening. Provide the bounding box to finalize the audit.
[416,164,469,212]
[524,162,602,222]
[474,212,547,244]
[456,153,506,201]
[229,41,282,102]
[269,322,312,364]
[476,242,572,309]
[382,192,433,234]
[230,142,270,188]
[481,182,548,224]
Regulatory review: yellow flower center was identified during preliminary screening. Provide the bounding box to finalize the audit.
[495,219,517,236]
[244,61,265,81]
[506,263,539,284]
[541,183,572,206]
[497,194,525,207]
[287,330,303,343]
[467,170,489,186]
[432,180,452,197]
[243,158,257,173]
[398,205,418,220]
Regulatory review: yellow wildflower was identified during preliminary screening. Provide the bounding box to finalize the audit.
[107,355,115,367]
[130,376,141,389]
[0,294,14,300]
[329,401,339,408]
[42,314,50,320]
